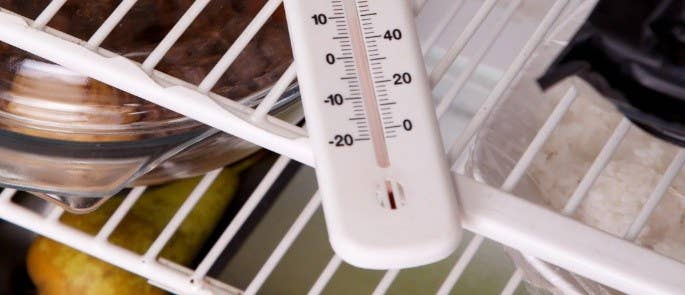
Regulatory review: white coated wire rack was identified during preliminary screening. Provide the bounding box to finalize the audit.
[0,0,685,294]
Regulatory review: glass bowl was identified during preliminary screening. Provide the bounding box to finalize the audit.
[0,0,301,211]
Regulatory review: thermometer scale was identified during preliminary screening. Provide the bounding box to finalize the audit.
[283,0,461,269]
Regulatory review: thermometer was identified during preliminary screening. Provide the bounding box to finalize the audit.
[283,0,461,269]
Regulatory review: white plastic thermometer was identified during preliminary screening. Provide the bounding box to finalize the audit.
[283,0,461,269]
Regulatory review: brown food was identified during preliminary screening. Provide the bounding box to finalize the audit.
[0,0,293,142]
[2,73,142,142]
[245,0,288,23]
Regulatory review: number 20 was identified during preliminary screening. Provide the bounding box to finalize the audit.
[393,73,412,85]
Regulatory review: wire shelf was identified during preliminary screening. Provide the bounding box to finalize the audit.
[0,0,684,294]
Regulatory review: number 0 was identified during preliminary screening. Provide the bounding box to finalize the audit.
[326,53,336,65]
[403,119,413,131]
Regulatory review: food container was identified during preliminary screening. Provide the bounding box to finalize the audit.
[467,67,685,295]
[464,2,685,292]
[0,0,301,211]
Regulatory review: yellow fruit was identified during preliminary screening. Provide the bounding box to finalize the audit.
[27,156,260,295]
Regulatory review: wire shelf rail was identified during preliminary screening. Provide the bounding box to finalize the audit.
[0,0,684,294]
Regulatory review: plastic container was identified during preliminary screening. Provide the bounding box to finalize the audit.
[0,0,301,211]
[463,1,685,292]
[467,57,685,295]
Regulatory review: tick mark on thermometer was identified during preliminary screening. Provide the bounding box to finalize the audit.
[344,0,390,168]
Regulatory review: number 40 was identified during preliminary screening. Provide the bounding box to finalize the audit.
[384,29,402,40]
